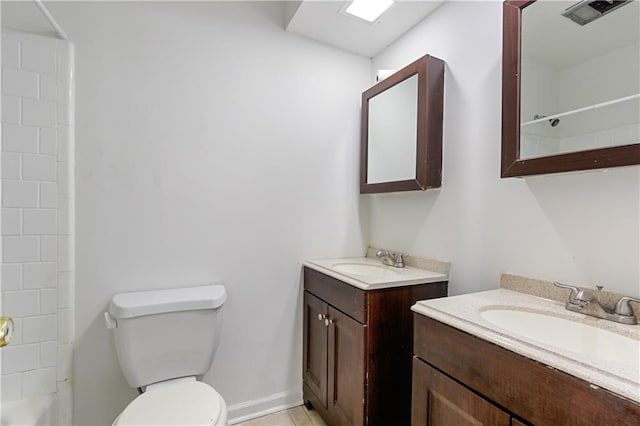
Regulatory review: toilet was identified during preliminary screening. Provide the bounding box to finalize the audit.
[104,284,228,425]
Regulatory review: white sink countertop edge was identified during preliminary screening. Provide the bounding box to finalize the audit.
[303,257,448,290]
[411,288,640,404]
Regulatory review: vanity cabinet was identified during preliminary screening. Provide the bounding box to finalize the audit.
[412,315,640,425]
[303,267,448,426]
[304,292,365,425]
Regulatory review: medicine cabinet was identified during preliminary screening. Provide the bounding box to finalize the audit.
[360,54,445,193]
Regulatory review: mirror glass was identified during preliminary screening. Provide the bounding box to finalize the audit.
[519,0,639,160]
[367,75,418,184]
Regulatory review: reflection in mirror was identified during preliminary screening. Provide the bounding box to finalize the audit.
[360,54,445,193]
[520,0,639,160]
[501,0,640,177]
[367,75,418,184]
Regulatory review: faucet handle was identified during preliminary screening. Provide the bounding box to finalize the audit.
[613,296,640,316]
[554,282,581,301]
[392,253,407,267]
[376,249,388,259]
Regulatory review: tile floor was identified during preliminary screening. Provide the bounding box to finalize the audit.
[237,405,326,426]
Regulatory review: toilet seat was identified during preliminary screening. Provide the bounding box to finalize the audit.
[113,381,227,425]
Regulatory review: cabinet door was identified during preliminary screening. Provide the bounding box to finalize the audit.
[303,292,328,407]
[412,358,510,426]
[327,306,365,426]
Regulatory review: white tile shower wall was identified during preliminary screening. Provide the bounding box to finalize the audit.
[1,30,75,426]
[558,122,640,154]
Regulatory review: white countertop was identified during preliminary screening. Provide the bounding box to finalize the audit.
[304,257,448,290]
[412,289,640,404]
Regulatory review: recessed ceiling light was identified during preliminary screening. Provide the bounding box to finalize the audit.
[345,0,394,23]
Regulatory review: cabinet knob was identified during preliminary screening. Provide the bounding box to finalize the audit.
[324,318,334,326]
[317,314,325,321]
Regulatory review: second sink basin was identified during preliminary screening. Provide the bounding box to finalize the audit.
[480,308,640,372]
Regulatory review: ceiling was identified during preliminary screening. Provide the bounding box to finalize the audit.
[8,0,637,64]
[2,1,444,59]
[285,1,443,58]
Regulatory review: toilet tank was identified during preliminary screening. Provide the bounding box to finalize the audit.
[107,285,226,389]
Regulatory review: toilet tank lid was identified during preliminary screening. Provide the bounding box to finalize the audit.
[109,285,226,319]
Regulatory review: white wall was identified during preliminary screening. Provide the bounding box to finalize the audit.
[47,2,370,424]
[369,1,639,296]
[1,30,76,425]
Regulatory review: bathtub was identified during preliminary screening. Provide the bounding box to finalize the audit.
[1,394,56,426]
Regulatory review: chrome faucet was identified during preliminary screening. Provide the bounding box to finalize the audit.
[375,250,406,268]
[554,282,640,325]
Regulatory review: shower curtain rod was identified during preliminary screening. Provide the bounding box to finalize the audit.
[521,93,640,126]
[33,0,67,40]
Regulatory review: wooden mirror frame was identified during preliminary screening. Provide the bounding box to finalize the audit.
[360,54,444,193]
[501,0,640,178]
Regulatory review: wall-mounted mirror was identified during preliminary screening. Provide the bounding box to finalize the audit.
[502,0,640,177]
[360,54,444,193]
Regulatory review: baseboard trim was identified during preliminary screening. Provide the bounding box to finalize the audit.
[227,389,303,425]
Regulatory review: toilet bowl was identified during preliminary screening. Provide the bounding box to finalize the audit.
[105,285,228,426]
[113,380,227,426]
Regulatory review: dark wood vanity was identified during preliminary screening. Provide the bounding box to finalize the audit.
[303,267,447,425]
[412,314,640,425]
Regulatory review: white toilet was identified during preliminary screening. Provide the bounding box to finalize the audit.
[104,284,228,425]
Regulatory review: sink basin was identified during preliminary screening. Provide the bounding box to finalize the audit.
[331,262,403,279]
[481,308,640,371]
[304,257,448,289]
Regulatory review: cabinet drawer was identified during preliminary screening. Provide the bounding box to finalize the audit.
[304,267,365,323]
